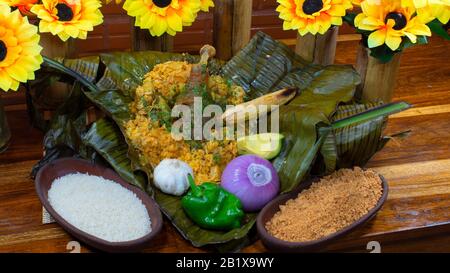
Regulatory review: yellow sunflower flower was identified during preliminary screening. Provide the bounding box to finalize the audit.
[402,0,450,24]
[200,0,214,12]
[355,0,431,51]
[123,0,202,37]
[276,0,354,36]
[104,0,122,4]
[31,0,103,42]
[0,0,37,14]
[0,5,42,91]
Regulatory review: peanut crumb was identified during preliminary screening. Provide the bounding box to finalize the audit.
[265,167,383,242]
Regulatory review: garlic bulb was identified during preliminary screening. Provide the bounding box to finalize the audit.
[153,159,193,196]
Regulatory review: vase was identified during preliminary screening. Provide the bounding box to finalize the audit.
[295,26,339,65]
[131,25,174,52]
[27,33,76,129]
[213,0,253,60]
[0,95,11,153]
[355,45,402,103]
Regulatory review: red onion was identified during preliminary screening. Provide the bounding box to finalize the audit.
[221,155,279,212]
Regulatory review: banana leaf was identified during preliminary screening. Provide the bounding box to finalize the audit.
[332,102,388,168]
[32,32,410,248]
[31,81,98,178]
[318,101,411,173]
[27,56,100,131]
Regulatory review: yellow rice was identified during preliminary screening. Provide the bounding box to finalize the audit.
[125,61,245,184]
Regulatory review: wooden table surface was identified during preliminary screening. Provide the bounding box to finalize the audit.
[0,37,449,253]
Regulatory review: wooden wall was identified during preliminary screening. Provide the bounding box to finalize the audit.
[74,0,355,56]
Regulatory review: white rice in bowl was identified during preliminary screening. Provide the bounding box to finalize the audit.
[48,173,152,242]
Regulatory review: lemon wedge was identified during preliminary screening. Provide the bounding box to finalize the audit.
[237,133,284,160]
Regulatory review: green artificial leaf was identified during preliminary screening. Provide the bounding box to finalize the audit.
[343,12,357,26]
[428,19,450,40]
[361,33,428,63]
[401,35,428,50]
[369,45,399,63]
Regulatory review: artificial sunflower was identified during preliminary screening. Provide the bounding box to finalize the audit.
[354,0,431,51]
[123,0,202,37]
[31,0,103,42]
[276,0,354,36]
[402,0,450,24]
[0,0,37,14]
[104,0,122,4]
[200,0,214,12]
[0,5,42,91]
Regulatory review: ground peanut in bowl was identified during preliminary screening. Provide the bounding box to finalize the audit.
[265,167,383,242]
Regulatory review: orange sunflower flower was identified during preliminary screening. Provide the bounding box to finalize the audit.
[31,0,103,41]
[0,0,37,14]
[355,0,432,51]
[276,0,354,36]
[0,5,43,91]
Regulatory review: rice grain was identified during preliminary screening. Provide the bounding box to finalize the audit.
[48,173,152,242]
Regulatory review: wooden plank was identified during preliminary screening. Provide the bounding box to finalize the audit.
[390,104,450,119]
[373,159,450,199]
[367,112,450,168]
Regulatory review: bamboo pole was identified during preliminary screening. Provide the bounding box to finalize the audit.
[0,94,11,153]
[213,0,253,60]
[131,26,174,52]
[232,0,253,55]
[355,45,401,103]
[40,34,76,58]
[35,34,76,116]
[295,26,338,65]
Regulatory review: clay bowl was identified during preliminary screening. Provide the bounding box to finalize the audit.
[257,175,388,252]
[35,157,163,253]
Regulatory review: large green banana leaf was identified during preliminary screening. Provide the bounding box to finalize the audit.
[32,32,409,249]
[26,56,100,131]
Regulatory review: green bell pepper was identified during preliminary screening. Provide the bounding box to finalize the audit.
[181,174,244,230]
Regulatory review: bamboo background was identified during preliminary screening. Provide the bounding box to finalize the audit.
[73,0,357,56]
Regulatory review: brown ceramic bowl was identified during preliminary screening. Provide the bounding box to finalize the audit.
[35,157,163,253]
[257,175,388,252]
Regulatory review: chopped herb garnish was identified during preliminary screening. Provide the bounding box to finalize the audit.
[213,153,222,164]
[226,79,233,89]
[187,140,203,150]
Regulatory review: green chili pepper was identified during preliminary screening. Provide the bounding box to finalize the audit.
[181,174,244,230]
